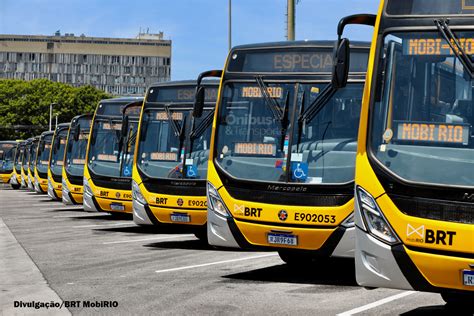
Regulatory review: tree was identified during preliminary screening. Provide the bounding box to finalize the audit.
[0,79,111,140]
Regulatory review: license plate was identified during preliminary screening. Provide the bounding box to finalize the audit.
[463,270,474,287]
[267,233,298,246]
[110,203,125,211]
[170,213,190,223]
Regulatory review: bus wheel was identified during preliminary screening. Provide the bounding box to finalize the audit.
[194,228,208,243]
[11,183,21,190]
[441,292,474,311]
[278,250,314,266]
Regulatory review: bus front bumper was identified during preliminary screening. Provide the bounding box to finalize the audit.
[135,204,206,226]
[1,173,11,184]
[207,209,354,256]
[84,192,131,214]
[10,174,18,185]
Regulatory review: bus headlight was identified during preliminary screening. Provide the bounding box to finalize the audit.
[356,186,400,245]
[83,178,93,196]
[207,182,231,218]
[132,181,147,205]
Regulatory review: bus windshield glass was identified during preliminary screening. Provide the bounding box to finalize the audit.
[65,118,91,177]
[36,135,52,174]
[15,145,24,172]
[215,81,364,184]
[50,129,68,176]
[29,140,38,173]
[137,85,218,180]
[370,32,474,187]
[88,101,141,178]
[0,143,16,172]
[22,144,30,170]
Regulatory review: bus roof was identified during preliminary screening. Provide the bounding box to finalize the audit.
[40,131,54,137]
[55,123,71,130]
[0,140,18,145]
[231,40,370,51]
[100,97,144,104]
[148,80,220,89]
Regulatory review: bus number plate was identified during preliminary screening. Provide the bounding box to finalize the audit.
[463,270,474,287]
[110,203,125,211]
[267,233,297,246]
[170,214,190,223]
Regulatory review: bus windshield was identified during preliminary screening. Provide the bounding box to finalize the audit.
[370,31,474,187]
[36,135,52,174]
[0,143,16,172]
[15,145,24,172]
[215,81,364,184]
[50,129,68,176]
[29,140,38,173]
[22,144,30,170]
[65,118,91,177]
[88,101,141,178]
[137,84,218,180]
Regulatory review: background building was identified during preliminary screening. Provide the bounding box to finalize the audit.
[0,31,171,95]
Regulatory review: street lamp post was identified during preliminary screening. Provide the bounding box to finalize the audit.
[228,0,232,51]
[49,103,58,131]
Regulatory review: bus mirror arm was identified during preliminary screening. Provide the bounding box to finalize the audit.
[194,70,223,118]
[73,124,80,142]
[333,14,376,88]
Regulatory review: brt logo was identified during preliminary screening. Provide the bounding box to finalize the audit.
[406,224,456,246]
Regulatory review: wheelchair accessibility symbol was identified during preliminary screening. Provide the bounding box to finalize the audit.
[186,165,198,178]
[291,162,308,181]
[123,165,131,177]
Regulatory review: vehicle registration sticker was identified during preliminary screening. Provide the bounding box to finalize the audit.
[170,213,190,223]
[110,203,125,211]
[463,270,474,287]
[267,233,298,246]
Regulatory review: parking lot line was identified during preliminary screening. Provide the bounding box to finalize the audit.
[155,253,278,274]
[102,234,194,244]
[337,291,415,315]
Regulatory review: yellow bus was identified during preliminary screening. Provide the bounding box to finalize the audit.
[22,138,34,190]
[131,81,219,238]
[27,136,40,191]
[194,40,370,262]
[48,123,70,200]
[83,97,143,215]
[34,131,54,194]
[62,114,92,205]
[349,0,474,306]
[0,141,17,185]
[11,141,25,189]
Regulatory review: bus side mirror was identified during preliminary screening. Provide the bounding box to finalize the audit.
[121,116,129,138]
[332,38,351,89]
[74,124,81,142]
[193,87,205,118]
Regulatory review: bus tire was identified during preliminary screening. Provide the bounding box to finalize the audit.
[194,228,208,243]
[11,183,21,190]
[441,292,474,311]
[278,250,314,266]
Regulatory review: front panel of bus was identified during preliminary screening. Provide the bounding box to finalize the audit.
[354,0,474,295]
[62,115,92,205]
[0,142,17,184]
[83,99,143,214]
[206,43,369,257]
[21,141,32,188]
[27,138,39,190]
[12,143,25,188]
[48,126,69,200]
[132,83,218,228]
[34,133,53,194]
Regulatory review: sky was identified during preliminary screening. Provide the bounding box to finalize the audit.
[0,0,380,80]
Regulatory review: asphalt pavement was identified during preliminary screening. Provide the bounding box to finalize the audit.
[0,185,464,315]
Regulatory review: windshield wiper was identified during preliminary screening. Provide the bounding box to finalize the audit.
[298,84,337,125]
[164,105,183,137]
[190,109,215,141]
[255,76,284,121]
[435,19,474,78]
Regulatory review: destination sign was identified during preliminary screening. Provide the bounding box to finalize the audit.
[147,86,218,103]
[395,121,470,145]
[234,143,276,156]
[124,105,142,117]
[72,159,86,165]
[155,112,184,121]
[241,87,283,99]
[403,37,474,56]
[97,154,118,162]
[150,152,178,161]
[96,100,143,117]
[387,0,474,16]
[102,123,122,130]
[228,48,368,73]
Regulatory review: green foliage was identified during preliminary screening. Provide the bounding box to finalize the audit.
[0,79,111,140]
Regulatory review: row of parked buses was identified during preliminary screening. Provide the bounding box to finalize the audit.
[0,0,472,308]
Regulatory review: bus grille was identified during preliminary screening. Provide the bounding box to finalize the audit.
[390,194,474,224]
